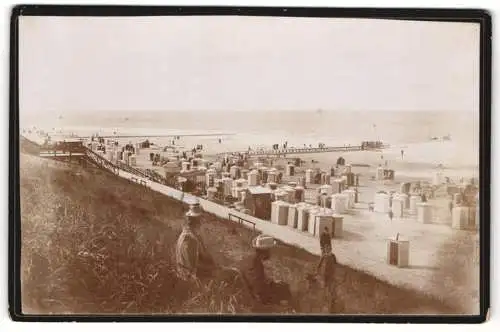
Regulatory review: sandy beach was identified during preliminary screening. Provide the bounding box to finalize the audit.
[20,108,480,315]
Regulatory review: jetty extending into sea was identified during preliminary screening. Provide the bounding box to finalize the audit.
[216,144,388,157]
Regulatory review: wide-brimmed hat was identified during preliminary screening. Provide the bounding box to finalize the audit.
[252,235,277,250]
[184,202,202,226]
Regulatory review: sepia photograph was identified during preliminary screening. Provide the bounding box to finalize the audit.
[12,7,488,321]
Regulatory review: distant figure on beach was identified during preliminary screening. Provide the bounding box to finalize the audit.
[175,207,216,283]
[401,149,404,160]
[448,200,454,215]
[388,210,394,222]
[368,202,374,212]
[219,138,222,144]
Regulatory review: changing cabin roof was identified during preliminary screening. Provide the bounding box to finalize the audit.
[247,186,273,195]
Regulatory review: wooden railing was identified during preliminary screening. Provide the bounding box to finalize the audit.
[129,176,148,186]
[229,212,256,232]
[143,169,172,186]
[116,160,149,178]
[85,148,119,174]
[40,150,86,157]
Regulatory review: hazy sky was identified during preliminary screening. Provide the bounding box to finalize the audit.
[19,16,480,116]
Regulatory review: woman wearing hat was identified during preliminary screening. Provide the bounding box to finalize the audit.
[175,203,215,283]
[237,235,292,307]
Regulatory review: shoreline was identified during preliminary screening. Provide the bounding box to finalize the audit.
[22,127,478,175]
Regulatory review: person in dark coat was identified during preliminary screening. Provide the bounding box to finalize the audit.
[175,205,216,283]
[319,227,332,252]
[316,244,339,312]
[238,235,291,306]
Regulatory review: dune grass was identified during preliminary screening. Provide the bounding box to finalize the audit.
[20,153,458,315]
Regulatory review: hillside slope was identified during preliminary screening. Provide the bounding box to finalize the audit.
[20,153,457,315]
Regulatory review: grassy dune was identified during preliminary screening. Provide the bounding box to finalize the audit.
[20,153,458,315]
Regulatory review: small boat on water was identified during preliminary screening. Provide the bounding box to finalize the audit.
[429,134,452,141]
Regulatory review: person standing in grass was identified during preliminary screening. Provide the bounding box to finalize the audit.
[238,235,292,307]
[319,226,332,253]
[316,244,339,312]
[175,204,216,283]
[388,210,394,222]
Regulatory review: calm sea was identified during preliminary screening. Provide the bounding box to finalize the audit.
[21,110,479,166]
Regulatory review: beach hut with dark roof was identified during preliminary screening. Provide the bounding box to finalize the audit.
[244,186,273,220]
